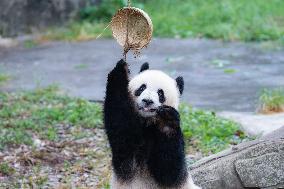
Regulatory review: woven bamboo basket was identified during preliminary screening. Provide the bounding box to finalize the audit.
[111,7,153,52]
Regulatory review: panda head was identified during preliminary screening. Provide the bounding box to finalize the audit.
[129,63,184,117]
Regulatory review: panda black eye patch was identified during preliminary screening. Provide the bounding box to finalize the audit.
[158,89,165,103]
[135,84,146,96]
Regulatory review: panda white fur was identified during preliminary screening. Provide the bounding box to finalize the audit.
[104,60,200,189]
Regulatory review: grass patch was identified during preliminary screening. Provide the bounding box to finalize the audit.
[23,40,39,48]
[257,88,284,114]
[143,0,284,41]
[74,63,89,70]
[0,162,15,176]
[0,86,248,154]
[0,85,102,149]
[224,68,237,74]
[41,21,112,42]
[42,0,284,42]
[0,74,10,85]
[180,104,248,154]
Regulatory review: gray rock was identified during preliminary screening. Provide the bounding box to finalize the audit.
[0,0,100,37]
[190,126,284,189]
[235,153,284,188]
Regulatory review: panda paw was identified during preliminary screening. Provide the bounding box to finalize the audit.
[157,105,180,122]
[156,105,180,134]
[108,59,129,84]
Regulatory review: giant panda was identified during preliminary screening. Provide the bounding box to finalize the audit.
[104,59,200,189]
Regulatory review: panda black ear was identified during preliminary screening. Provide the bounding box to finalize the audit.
[176,76,184,95]
[140,62,149,73]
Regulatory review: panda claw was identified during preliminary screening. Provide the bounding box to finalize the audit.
[108,59,129,82]
[116,59,127,67]
[157,105,180,122]
[114,59,128,73]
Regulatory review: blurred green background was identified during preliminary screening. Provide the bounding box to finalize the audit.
[45,0,284,42]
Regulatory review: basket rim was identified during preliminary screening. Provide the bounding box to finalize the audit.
[111,7,153,50]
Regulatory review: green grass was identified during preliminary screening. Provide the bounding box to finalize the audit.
[0,85,102,149]
[43,0,284,42]
[143,0,284,41]
[180,104,247,154]
[23,40,39,48]
[258,88,284,113]
[41,21,112,41]
[0,86,249,154]
[223,68,237,74]
[0,162,15,176]
[0,74,10,85]
[74,63,89,70]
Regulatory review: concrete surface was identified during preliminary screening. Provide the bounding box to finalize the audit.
[219,112,284,136]
[0,38,284,112]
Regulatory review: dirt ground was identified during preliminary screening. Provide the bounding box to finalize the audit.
[0,127,111,188]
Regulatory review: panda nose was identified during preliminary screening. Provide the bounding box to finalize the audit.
[142,99,154,106]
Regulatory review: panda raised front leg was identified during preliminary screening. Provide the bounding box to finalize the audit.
[104,59,143,182]
[148,105,188,188]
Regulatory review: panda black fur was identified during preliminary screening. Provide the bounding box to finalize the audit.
[104,59,200,189]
